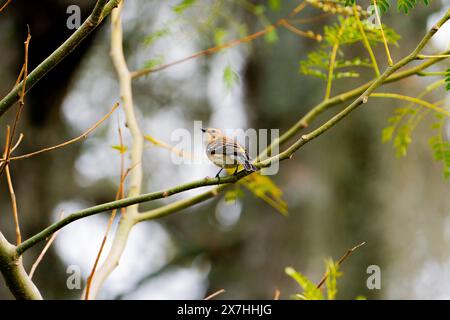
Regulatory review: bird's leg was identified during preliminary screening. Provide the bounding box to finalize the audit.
[233,166,239,175]
[215,168,224,178]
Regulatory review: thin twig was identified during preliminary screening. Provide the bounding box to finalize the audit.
[85,126,129,300]
[144,134,194,160]
[280,19,322,41]
[0,0,12,13]
[371,93,450,117]
[131,1,311,79]
[131,25,278,79]
[373,0,393,66]
[5,167,20,245]
[6,102,119,161]
[353,5,380,76]
[316,242,366,289]
[204,289,226,300]
[10,133,24,153]
[4,127,21,245]
[417,71,446,76]
[273,289,281,300]
[29,212,65,279]
[14,64,25,87]
[288,12,332,24]
[325,19,348,100]
[0,27,31,176]
[288,1,307,18]
[417,54,450,59]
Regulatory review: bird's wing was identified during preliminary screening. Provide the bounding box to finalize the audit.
[207,137,247,157]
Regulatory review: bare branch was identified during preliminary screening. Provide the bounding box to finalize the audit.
[29,212,64,279]
[0,0,12,13]
[6,102,119,161]
[316,242,366,289]
[204,289,226,300]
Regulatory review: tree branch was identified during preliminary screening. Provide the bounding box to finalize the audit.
[83,1,144,299]
[0,0,120,117]
[258,50,449,160]
[0,232,42,299]
[371,92,450,117]
[15,166,247,256]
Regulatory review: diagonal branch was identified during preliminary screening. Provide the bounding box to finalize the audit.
[316,242,366,289]
[3,102,119,162]
[0,0,12,13]
[130,1,311,79]
[0,0,120,118]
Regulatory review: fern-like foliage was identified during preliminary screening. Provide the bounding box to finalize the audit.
[299,16,400,81]
[383,103,450,179]
[344,0,431,13]
[377,0,391,13]
[397,0,431,14]
[429,114,450,179]
[300,49,371,80]
[382,107,419,157]
[323,16,400,46]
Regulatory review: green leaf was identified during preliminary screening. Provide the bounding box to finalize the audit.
[268,0,281,11]
[428,115,450,180]
[173,0,196,14]
[111,145,128,154]
[223,65,239,90]
[264,28,279,44]
[143,56,164,70]
[224,187,244,204]
[393,125,412,157]
[285,267,324,300]
[239,172,288,216]
[382,125,395,143]
[325,259,342,300]
[144,28,170,46]
[253,5,265,16]
[397,0,431,14]
[213,28,227,46]
[377,0,391,13]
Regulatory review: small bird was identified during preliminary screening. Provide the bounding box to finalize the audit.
[201,127,257,178]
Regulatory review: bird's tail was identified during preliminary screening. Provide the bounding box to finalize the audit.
[243,160,257,172]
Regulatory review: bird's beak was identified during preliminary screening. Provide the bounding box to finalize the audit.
[200,128,206,133]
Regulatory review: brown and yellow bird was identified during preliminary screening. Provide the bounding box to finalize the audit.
[201,127,257,178]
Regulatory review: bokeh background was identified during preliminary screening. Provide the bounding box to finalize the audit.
[0,0,449,299]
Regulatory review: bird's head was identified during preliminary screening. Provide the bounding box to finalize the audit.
[201,127,223,142]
